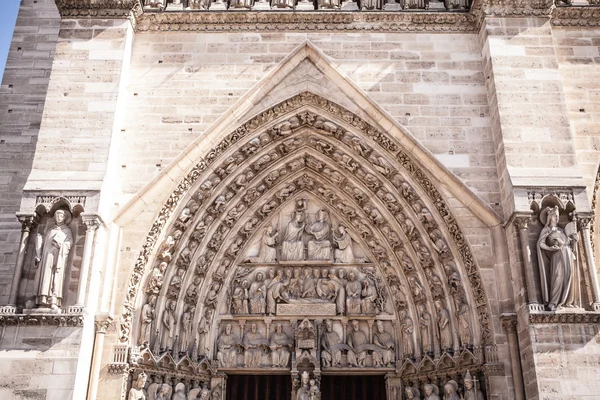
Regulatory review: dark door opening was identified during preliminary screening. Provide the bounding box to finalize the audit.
[226,374,292,400]
[320,374,387,400]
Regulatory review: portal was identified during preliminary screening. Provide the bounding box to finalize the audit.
[226,374,292,400]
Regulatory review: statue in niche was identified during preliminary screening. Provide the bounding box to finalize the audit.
[435,299,453,352]
[347,320,368,367]
[254,226,278,263]
[537,206,578,311]
[266,270,289,315]
[217,324,240,367]
[296,371,311,400]
[373,320,394,367]
[424,384,441,400]
[333,225,355,263]
[330,269,347,315]
[269,323,291,367]
[346,271,362,314]
[309,379,321,400]
[197,308,213,355]
[179,306,195,355]
[289,268,303,299]
[139,295,156,346]
[243,323,266,368]
[399,309,415,358]
[249,272,266,314]
[167,268,185,299]
[128,372,147,400]
[419,304,434,355]
[307,209,332,261]
[33,209,73,309]
[161,299,177,351]
[146,261,168,294]
[464,371,484,400]
[454,294,473,347]
[361,279,377,315]
[405,387,420,400]
[282,210,306,261]
[443,380,461,400]
[301,268,317,298]
[172,383,186,400]
[321,319,342,367]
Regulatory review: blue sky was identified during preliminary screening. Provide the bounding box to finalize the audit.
[0,0,21,80]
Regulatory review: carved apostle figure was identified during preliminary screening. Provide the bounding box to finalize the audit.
[361,279,377,315]
[256,226,278,263]
[347,320,368,367]
[307,209,332,260]
[139,295,156,346]
[464,371,484,400]
[128,372,148,400]
[282,211,306,261]
[34,209,73,309]
[400,309,415,358]
[333,225,355,263]
[537,206,577,311]
[161,299,177,351]
[435,299,453,352]
[424,384,441,400]
[243,323,265,368]
[217,324,240,367]
[302,268,317,298]
[249,272,266,314]
[269,323,291,367]
[345,271,362,314]
[373,320,395,367]
[321,319,342,367]
[197,308,213,355]
[443,380,461,400]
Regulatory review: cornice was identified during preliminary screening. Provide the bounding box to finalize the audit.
[55,0,142,18]
[0,314,84,327]
[551,5,600,26]
[529,311,600,324]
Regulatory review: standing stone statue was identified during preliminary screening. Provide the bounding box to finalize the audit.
[347,320,368,367]
[161,299,177,351]
[217,324,240,367]
[282,211,306,261]
[139,295,156,346]
[156,383,172,400]
[321,319,342,367]
[463,371,484,400]
[435,299,453,352]
[345,271,362,314]
[400,309,415,358]
[197,308,213,356]
[243,323,266,368]
[424,384,441,400]
[256,226,278,263]
[269,323,291,367]
[128,372,148,400]
[443,380,461,400]
[333,225,355,263]
[307,209,332,260]
[361,279,377,314]
[373,320,394,367]
[296,371,311,400]
[34,209,73,309]
[249,272,266,314]
[172,382,186,400]
[537,206,578,311]
[330,269,346,315]
[419,304,434,355]
[179,306,195,355]
[405,386,420,400]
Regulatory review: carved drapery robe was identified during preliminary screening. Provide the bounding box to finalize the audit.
[321,330,342,366]
[420,310,434,354]
[307,217,331,260]
[217,332,240,367]
[249,280,266,314]
[269,331,291,367]
[401,316,414,357]
[243,330,265,367]
[282,219,305,261]
[346,278,362,314]
[361,281,377,314]
[373,329,394,366]
[161,305,176,351]
[537,223,575,309]
[333,230,354,263]
[34,222,73,307]
[257,229,277,263]
[347,328,368,367]
[139,302,155,345]
[437,307,453,351]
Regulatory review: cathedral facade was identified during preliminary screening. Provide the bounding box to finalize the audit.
[1,0,600,399]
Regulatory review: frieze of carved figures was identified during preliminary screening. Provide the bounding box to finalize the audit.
[122,92,491,351]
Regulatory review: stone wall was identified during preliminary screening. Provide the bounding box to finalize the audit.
[0,0,59,306]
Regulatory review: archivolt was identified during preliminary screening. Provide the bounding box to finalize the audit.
[120,92,493,351]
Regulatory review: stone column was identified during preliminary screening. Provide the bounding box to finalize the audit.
[71,215,101,312]
[501,315,525,400]
[87,316,113,400]
[577,217,600,311]
[1,214,36,314]
[514,216,543,311]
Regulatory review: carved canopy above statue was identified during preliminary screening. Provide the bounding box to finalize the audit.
[121,92,494,394]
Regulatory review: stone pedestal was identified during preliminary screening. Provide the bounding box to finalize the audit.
[166,2,185,10]
[210,0,228,10]
[383,1,402,10]
[296,0,315,9]
[340,0,358,9]
[252,0,271,9]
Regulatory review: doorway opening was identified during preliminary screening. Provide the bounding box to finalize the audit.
[320,374,387,400]
[226,374,292,400]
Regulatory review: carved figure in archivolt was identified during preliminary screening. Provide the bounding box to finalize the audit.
[537,206,578,311]
[34,209,73,309]
[197,308,213,355]
[435,299,453,352]
[217,324,240,367]
[424,384,440,400]
[249,272,266,314]
[128,372,147,400]
[139,295,156,346]
[160,299,177,351]
[179,305,195,355]
[347,320,368,367]
[400,309,415,358]
[464,371,484,400]
[282,209,306,261]
[243,323,267,368]
[373,320,394,367]
[419,304,434,355]
[306,209,332,260]
[270,323,291,367]
[146,262,167,294]
[321,319,342,367]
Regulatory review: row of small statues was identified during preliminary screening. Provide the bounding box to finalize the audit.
[128,372,221,400]
[231,267,380,316]
[217,319,395,368]
[403,371,484,400]
[144,0,468,10]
